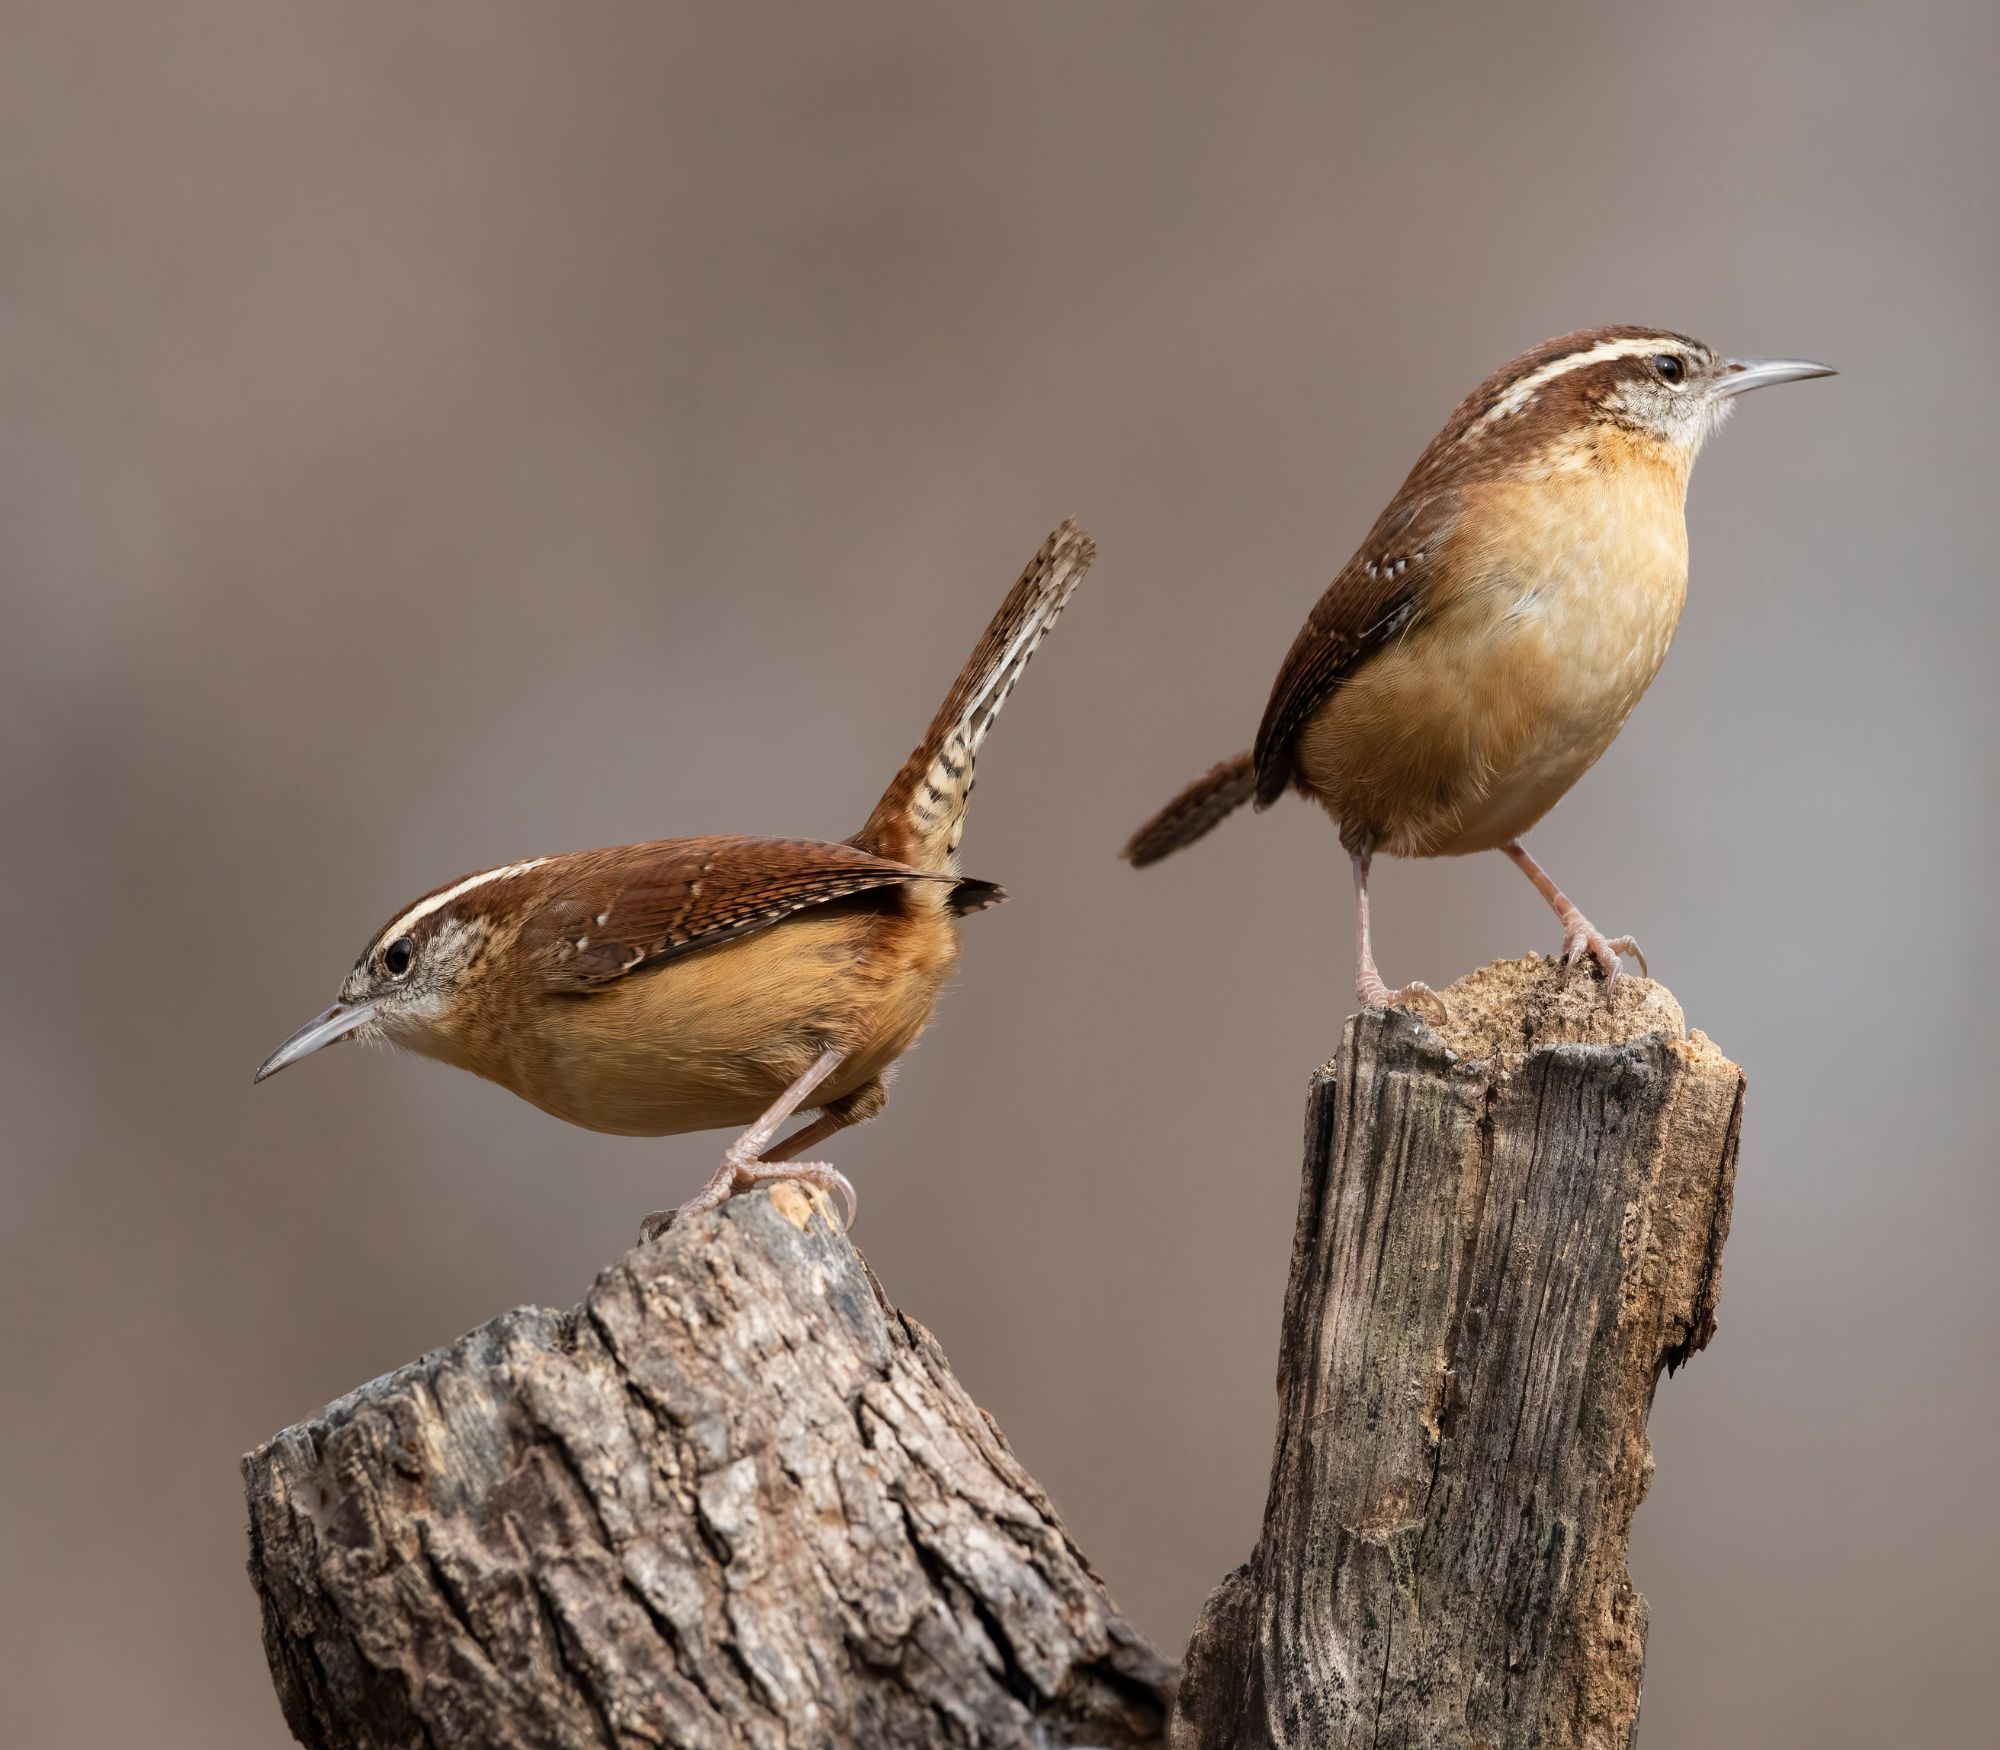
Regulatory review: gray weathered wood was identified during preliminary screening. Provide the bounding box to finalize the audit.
[245,1183,1173,1750]
[246,955,1738,1750]
[1172,956,1742,1750]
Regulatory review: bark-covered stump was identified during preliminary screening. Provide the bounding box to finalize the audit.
[245,1184,1173,1750]
[1172,956,1743,1750]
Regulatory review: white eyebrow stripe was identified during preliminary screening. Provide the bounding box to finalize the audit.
[1468,336,1687,433]
[378,858,550,945]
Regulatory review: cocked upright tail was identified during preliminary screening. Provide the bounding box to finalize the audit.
[856,517,1095,876]
[256,516,1098,1240]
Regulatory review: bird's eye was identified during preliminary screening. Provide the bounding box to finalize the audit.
[382,937,415,978]
[1652,354,1687,385]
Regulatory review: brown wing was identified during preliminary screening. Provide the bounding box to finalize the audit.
[515,836,959,990]
[1250,492,1462,807]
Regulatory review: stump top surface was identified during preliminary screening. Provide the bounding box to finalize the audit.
[1385,954,1729,1071]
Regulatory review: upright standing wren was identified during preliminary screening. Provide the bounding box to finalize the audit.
[258,520,1094,1234]
[1125,327,1833,1014]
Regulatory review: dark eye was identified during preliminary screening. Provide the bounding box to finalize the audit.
[382,937,415,978]
[1652,354,1686,384]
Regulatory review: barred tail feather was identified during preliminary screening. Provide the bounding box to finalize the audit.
[857,519,1095,872]
[1122,751,1257,866]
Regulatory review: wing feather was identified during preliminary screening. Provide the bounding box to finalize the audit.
[1250,493,1462,806]
[515,836,957,990]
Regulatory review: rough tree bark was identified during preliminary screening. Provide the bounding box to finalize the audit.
[246,954,1738,1750]
[1171,955,1743,1750]
[244,1182,1174,1750]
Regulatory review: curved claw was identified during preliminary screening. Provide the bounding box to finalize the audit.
[638,1159,858,1245]
[1605,934,1647,979]
[1563,926,1647,985]
[1358,975,1448,1026]
[1399,983,1450,1026]
[819,1168,859,1232]
[743,1160,858,1231]
[638,1180,729,1244]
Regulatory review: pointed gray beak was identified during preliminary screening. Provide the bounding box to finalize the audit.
[1710,357,1837,399]
[254,1001,377,1083]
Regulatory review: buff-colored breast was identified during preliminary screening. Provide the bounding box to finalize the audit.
[1297,449,1691,858]
[434,896,961,1136]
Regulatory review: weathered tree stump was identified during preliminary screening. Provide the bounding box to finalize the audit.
[245,1183,1173,1750]
[246,956,1739,1750]
[1170,956,1743,1750]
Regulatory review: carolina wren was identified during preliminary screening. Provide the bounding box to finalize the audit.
[1125,327,1833,1014]
[257,520,1094,1234]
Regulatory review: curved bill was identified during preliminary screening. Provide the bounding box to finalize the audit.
[254,1001,377,1083]
[1711,357,1837,398]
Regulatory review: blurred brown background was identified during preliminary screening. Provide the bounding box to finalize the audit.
[2,3,1994,1745]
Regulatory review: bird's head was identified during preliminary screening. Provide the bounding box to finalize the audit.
[1433,326,1835,482]
[254,858,548,1082]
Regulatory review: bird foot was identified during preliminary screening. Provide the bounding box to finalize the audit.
[1560,920,1648,985]
[639,1153,857,1244]
[1356,971,1448,1025]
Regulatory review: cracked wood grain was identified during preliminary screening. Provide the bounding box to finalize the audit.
[245,1184,1172,1750]
[1171,956,1742,1750]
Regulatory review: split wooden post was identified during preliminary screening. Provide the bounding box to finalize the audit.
[1170,956,1742,1750]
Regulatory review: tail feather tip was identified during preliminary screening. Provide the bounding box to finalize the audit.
[1123,751,1258,867]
